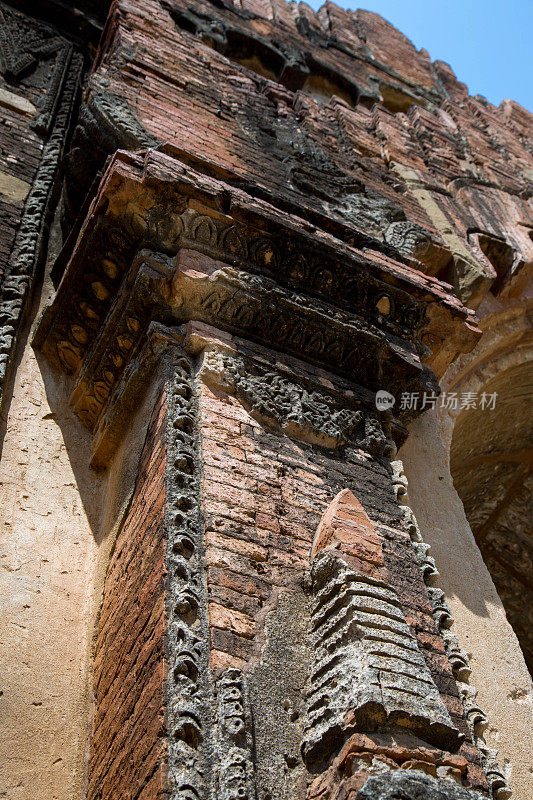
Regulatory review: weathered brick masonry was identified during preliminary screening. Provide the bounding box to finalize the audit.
[89,389,168,800]
[191,361,497,797]
[1,0,532,798]
[0,3,85,403]
[194,334,487,795]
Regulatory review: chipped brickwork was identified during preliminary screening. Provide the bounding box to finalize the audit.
[199,377,401,670]
[66,0,532,311]
[0,4,83,407]
[4,0,531,799]
[193,333,488,796]
[88,389,168,800]
[378,523,487,792]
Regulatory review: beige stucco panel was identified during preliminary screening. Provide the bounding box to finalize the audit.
[0,318,104,800]
[400,409,533,800]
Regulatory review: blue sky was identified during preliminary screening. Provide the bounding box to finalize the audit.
[306,0,532,112]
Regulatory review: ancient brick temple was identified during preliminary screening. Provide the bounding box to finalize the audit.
[0,0,531,798]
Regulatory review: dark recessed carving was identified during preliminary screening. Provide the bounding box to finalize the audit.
[166,347,214,798]
[0,4,83,411]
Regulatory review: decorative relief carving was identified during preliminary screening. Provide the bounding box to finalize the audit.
[390,459,512,800]
[89,81,160,151]
[199,347,395,455]
[427,588,454,630]
[36,240,436,458]
[215,669,256,800]
[288,155,363,207]
[63,74,159,225]
[232,76,445,264]
[166,349,213,799]
[478,743,513,800]
[303,550,460,767]
[0,6,36,78]
[69,252,174,431]
[0,5,74,133]
[332,192,404,238]
[411,540,440,584]
[0,33,83,408]
[458,685,489,737]
[173,258,432,403]
[165,345,258,800]
[382,220,452,274]
[89,323,180,468]
[391,460,440,581]
[194,270,381,390]
[37,234,436,434]
[173,207,426,338]
[441,632,472,682]
[35,220,140,375]
[32,44,74,135]
[384,221,432,256]
[357,770,488,800]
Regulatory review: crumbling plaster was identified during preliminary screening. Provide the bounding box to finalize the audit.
[0,282,103,800]
[399,408,533,800]
[0,260,159,800]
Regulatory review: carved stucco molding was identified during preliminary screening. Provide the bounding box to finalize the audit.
[383,220,451,274]
[162,207,427,338]
[0,8,83,410]
[356,770,489,800]
[302,487,467,792]
[38,223,431,386]
[35,244,439,453]
[197,344,396,456]
[149,333,262,800]
[165,344,214,800]
[87,325,261,798]
[63,73,159,227]
[34,148,480,401]
[303,549,460,766]
[214,669,257,800]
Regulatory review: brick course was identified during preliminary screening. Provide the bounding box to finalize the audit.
[197,359,486,792]
[7,0,530,796]
[88,389,168,800]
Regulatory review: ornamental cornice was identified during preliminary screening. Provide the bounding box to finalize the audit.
[34,148,481,453]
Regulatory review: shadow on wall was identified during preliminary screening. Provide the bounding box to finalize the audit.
[450,362,533,674]
[0,278,162,554]
[0,248,107,799]
[0,222,104,542]
[398,408,494,623]
[0,248,164,799]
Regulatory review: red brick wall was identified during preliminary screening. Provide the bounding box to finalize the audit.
[199,376,486,792]
[88,388,168,800]
[199,380,402,672]
[83,0,533,292]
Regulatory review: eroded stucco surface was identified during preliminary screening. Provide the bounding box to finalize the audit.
[0,289,103,800]
[400,409,533,800]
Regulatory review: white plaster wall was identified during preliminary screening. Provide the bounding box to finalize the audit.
[0,271,170,800]
[400,409,533,800]
[0,295,104,800]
